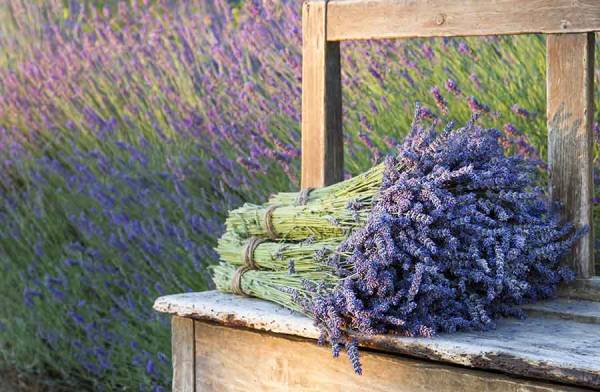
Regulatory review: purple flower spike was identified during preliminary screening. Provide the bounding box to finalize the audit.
[467,96,490,113]
[430,86,448,114]
[511,104,533,118]
[444,79,462,96]
[298,112,581,375]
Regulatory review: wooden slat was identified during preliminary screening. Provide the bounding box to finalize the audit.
[547,33,596,279]
[560,277,600,301]
[522,298,600,325]
[301,0,343,188]
[155,291,600,389]
[326,0,600,41]
[194,321,584,392]
[172,316,195,392]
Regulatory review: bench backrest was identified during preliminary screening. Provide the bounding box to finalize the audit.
[300,0,599,278]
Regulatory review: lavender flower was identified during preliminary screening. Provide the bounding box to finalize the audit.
[458,41,471,56]
[467,96,490,113]
[469,73,482,90]
[430,86,448,114]
[421,44,434,60]
[288,259,296,274]
[444,79,462,96]
[346,339,362,375]
[300,115,581,374]
[511,104,533,118]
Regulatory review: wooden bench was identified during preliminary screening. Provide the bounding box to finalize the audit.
[155,291,600,391]
[155,0,600,390]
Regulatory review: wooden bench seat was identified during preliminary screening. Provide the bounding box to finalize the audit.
[154,291,600,391]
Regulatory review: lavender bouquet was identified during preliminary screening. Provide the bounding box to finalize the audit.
[212,112,581,374]
[224,162,384,240]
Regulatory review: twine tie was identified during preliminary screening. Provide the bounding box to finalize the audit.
[231,236,266,296]
[263,205,279,239]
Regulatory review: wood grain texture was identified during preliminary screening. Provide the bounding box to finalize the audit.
[301,0,343,188]
[559,277,600,301]
[194,321,585,392]
[547,33,596,279]
[172,316,195,392]
[155,291,600,388]
[326,0,600,41]
[521,298,600,325]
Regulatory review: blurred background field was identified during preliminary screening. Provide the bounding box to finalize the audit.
[0,0,598,390]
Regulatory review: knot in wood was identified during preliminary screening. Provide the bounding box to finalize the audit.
[435,13,446,26]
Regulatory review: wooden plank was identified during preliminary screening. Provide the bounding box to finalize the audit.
[547,33,596,279]
[560,277,600,301]
[326,0,600,41]
[155,291,600,388]
[172,316,195,392]
[155,292,319,340]
[301,0,343,188]
[194,321,584,392]
[522,298,600,325]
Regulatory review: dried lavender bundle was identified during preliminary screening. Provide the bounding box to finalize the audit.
[266,163,385,207]
[299,116,582,374]
[211,262,336,313]
[216,232,348,273]
[211,263,366,372]
[225,165,384,240]
[214,112,583,375]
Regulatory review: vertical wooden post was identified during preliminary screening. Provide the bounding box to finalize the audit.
[172,316,195,392]
[301,0,343,188]
[547,33,596,279]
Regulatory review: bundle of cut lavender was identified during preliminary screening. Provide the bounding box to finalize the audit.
[224,164,384,239]
[212,111,582,374]
[216,231,346,272]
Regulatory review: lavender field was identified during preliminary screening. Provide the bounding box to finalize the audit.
[0,0,599,390]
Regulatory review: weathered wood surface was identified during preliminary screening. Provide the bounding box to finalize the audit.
[156,292,319,340]
[172,316,195,392]
[560,277,600,302]
[154,291,600,389]
[194,321,585,392]
[522,298,600,325]
[547,33,596,279]
[326,0,600,41]
[301,0,343,188]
